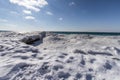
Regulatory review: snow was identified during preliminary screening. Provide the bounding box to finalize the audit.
[0,31,120,80]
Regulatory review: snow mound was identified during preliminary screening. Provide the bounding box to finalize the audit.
[20,32,46,44]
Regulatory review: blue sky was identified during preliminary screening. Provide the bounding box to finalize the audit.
[0,0,120,32]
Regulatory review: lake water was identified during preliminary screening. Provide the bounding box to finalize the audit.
[0,30,120,36]
[52,31,120,36]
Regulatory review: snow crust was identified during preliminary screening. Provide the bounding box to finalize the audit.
[0,31,120,80]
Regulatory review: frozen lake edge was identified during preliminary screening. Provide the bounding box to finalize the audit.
[0,31,120,80]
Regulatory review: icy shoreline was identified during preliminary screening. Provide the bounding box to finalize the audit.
[0,31,120,80]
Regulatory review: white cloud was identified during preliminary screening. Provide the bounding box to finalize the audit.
[10,11,18,14]
[0,19,8,22]
[46,11,53,15]
[69,2,75,6]
[25,16,35,20]
[23,10,32,14]
[9,0,48,12]
[59,17,63,21]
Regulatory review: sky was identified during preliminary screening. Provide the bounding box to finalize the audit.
[0,0,120,32]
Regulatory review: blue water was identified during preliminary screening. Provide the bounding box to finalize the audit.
[52,31,120,36]
[1,30,120,36]
[0,30,11,32]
